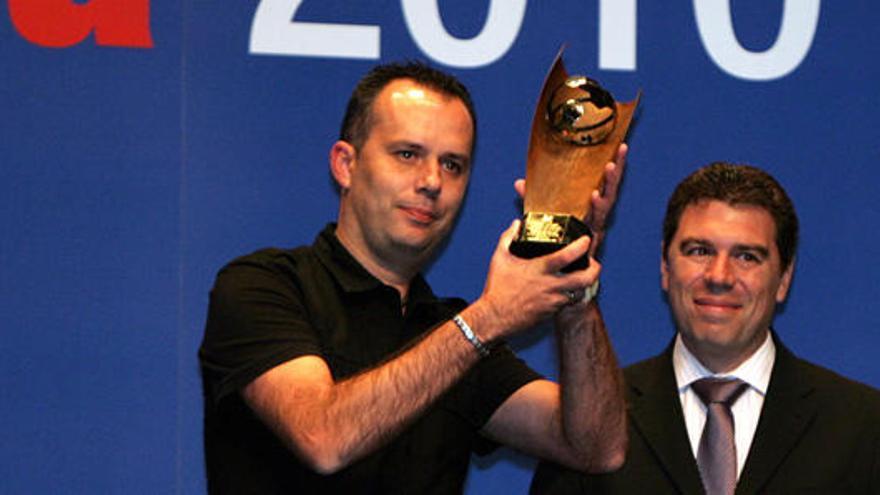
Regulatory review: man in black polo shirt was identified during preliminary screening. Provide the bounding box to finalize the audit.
[199,62,629,493]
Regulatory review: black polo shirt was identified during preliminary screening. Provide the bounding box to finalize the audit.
[199,224,540,494]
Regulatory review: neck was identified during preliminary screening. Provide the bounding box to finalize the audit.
[682,329,770,374]
[334,226,415,300]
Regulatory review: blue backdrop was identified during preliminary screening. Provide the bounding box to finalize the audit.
[2,1,878,493]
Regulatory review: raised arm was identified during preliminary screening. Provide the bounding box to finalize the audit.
[479,269,626,472]
[554,297,626,470]
[241,221,594,474]
[492,143,629,471]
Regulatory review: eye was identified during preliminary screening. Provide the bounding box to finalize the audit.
[683,245,711,257]
[396,149,416,161]
[441,157,465,175]
[734,251,762,264]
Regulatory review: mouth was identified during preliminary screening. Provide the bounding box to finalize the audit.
[400,205,440,225]
[693,296,742,313]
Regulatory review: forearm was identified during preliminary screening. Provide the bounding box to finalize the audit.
[325,317,484,462]
[248,306,489,473]
[555,302,627,472]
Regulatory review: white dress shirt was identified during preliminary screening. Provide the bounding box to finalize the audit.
[673,332,775,478]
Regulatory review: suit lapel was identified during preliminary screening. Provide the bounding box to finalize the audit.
[736,340,818,494]
[628,350,706,495]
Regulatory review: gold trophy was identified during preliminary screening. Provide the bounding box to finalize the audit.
[510,49,639,271]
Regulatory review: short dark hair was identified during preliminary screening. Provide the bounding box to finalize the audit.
[662,162,799,270]
[339,61,477,152]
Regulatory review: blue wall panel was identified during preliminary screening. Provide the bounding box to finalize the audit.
[2,1,877,493]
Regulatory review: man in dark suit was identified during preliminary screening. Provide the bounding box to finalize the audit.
[531,163,880,494]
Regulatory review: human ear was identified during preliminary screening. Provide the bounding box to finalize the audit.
[775,258,795,303]
[329,140,356,189]
[661,243,670,291]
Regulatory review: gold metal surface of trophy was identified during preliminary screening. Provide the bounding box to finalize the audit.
[509,49,640,271]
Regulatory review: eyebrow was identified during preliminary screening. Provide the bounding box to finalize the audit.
[391,141,426,152]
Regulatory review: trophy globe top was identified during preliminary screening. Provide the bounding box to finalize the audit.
[547,76,617,146]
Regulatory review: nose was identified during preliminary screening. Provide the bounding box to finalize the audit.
[704,254,735,291]
[416,162,442,198]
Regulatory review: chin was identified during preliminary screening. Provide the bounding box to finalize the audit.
[685,327,735,348]
[697,328,738,345]
[405,225,448,248]
[391,236,436,257]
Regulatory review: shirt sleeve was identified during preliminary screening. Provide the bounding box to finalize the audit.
[199,256,321,406]
[443,342,543,455]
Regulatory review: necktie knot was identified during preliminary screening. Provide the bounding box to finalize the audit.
[692,377,748,406]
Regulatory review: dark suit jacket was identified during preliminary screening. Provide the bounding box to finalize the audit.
[531,336,880,494]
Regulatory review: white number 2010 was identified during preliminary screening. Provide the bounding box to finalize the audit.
[249,0,821,81]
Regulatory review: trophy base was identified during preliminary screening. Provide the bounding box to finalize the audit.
[509,212,591,272]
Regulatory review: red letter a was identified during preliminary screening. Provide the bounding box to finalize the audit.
[8,0,153,48]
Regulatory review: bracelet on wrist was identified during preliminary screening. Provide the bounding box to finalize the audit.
[452,314,490,357]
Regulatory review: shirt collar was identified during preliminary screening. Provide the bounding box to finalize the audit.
[673,331,775,396]
[312,223,435,303]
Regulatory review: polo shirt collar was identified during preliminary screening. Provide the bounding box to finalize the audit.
[312,223,435,303]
